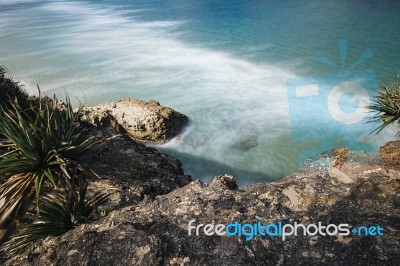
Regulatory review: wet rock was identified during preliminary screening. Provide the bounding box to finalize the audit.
[302,151,332,168]
[79,98,188,144]
[231,122,259,151]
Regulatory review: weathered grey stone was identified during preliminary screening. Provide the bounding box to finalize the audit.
[79,98,188,144]
[79,127,192,209]
[4,159,399,265]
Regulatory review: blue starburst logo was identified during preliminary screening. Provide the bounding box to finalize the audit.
[316,39,373,69]
[286,39,379,167]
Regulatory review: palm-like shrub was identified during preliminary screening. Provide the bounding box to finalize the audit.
[368,77,400,135]
[0,66,29,110]
[0,66,5,77]
[0,94,102,243]
[2,176,110,256]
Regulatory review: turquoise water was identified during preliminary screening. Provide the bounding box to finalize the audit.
[1,0,399,185]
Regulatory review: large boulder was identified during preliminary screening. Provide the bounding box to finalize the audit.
[5,163,399,265]
[79,99,188,144]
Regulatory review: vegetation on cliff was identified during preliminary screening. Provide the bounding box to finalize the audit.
[0,66,29,110]
[0,67,109,256]
[368,76,400,135]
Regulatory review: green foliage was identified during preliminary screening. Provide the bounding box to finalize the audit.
[2,176,110,256]
[0,93,103,228]
[0,66,29,110]
[0,68,111,259]
[368,77,400,136]
[0,66,5,77]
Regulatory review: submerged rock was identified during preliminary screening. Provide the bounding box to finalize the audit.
[302,149,381,169]
[80,98,188,144]
[231,122,259,151]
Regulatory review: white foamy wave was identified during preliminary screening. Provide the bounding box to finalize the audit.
[0,0,41,5]
[32,1,293,178]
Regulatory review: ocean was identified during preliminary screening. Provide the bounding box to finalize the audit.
[1,0,399,185]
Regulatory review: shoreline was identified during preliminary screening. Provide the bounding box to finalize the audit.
[5,123,400,264]
[1,92,399,264]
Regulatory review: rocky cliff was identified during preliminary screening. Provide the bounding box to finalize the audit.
[3,127,400,265]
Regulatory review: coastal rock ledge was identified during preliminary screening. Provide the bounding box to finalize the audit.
[80,98,188,143]
[4,145,400,265]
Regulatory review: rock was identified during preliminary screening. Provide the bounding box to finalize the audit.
[380,140,400,167]
[79,98,188,144]
[231,122,259,151]
[302,151,332,168]
[303,150,381,169]
[332,148,349,168]
[80,127,191,209]
[5,160,399,265]
[210,174,238,190]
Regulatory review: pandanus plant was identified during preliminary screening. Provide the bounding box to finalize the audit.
[368,76,400,136]
[2,175,110,256]
[0,66,30,110]
[0,92,103,245]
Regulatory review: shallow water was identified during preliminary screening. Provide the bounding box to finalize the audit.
[1,0,399,185]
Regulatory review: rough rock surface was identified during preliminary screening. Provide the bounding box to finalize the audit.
[80,128,191,210]
[331,148,349,167]
[4,159,399,265]
[79,98,188,143]
[381,140,400,168]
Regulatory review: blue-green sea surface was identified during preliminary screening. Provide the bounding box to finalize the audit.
[1,0,399,185]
